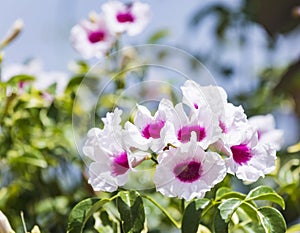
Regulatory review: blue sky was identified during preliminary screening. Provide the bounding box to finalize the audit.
[0,0,201,70]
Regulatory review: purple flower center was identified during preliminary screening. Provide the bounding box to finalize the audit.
[177,125,206,143]
[112,151,129,176]
[174,161,202,183]
[219,120,227,133]
[116,11,135,23]
[194,103,199,109]
[231,144,252,165]
[257,130,262,140]
[88,30,106,43]
[142,120,165,139]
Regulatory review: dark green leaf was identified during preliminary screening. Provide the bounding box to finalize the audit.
[218,198,242,222]
[67,197,110,233]
[246,186,285,209]
[117,191,145,233]
[182,198,210,233]
[212,210,228,233]
[258,207,287,233]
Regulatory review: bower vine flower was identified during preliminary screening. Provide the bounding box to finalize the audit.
[83,80,283,200]
[83,108,130,192]
[124,99,175,153]
[102,0,150,36]
[154,136,226,201]
[70,13,114,59]
[249,114,284,151]
[0,211,15,233]
[164,102,221,150]
[2,59,69,96]
[224,125,276,182]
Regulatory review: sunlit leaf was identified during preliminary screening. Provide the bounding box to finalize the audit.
[258,207,286,233]
[218,198,242,222]
[246,186,285,209]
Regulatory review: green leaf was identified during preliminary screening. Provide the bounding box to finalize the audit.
[239,202,259,222]
[246,186,285,209]
[6,74,35,85]
[212,210,228,233]
[67,197,111,233]
[215,187,231,199]
[215,189,246,201]
[218,198,242,223]
[94,210,120,233]
[117,191,145,233]
[182,198,210,233]
[287,223,300,233]
[257,207,286,233]
[147,29,170,43]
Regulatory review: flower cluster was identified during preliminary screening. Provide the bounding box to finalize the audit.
[83,80,283,201]
[70,0,150,59]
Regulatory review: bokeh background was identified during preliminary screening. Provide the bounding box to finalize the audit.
[1,0,300,232]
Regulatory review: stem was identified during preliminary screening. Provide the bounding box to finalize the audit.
[141,194,181,229]
[20,211,27,233]
[181,199,185,213]
[201,200,220,217]
[150,152,158,164]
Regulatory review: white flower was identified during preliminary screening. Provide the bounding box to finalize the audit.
[165,102,220,150]
[123,99,174,153]
[70,14,114,59]
[181,80,228,113]
[83,109,130,192]
[248,114,284,151]
[102,0,150,36]
[225,125,276,182]
[0,211,14,233]
[154,137,226,201]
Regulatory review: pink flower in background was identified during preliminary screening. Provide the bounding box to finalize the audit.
[249,114,284,151]
[225,125,276,182]
[154,138,226,201]
[2,59,69,96]
[0,211,14,233]
[102,0,150,36]
[70,13,114,59]
[83,109,130,192]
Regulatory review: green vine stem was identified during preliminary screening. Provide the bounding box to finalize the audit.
[141,194,181,229]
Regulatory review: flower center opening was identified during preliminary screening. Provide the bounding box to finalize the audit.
[177,125,206,143]
[88,30,106,43]
[116,11,135,23]
[173,161,202,183]
[219,120,227,133]
[142,120,165,139]
[112,151,129,176]
[231,144,252,165]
